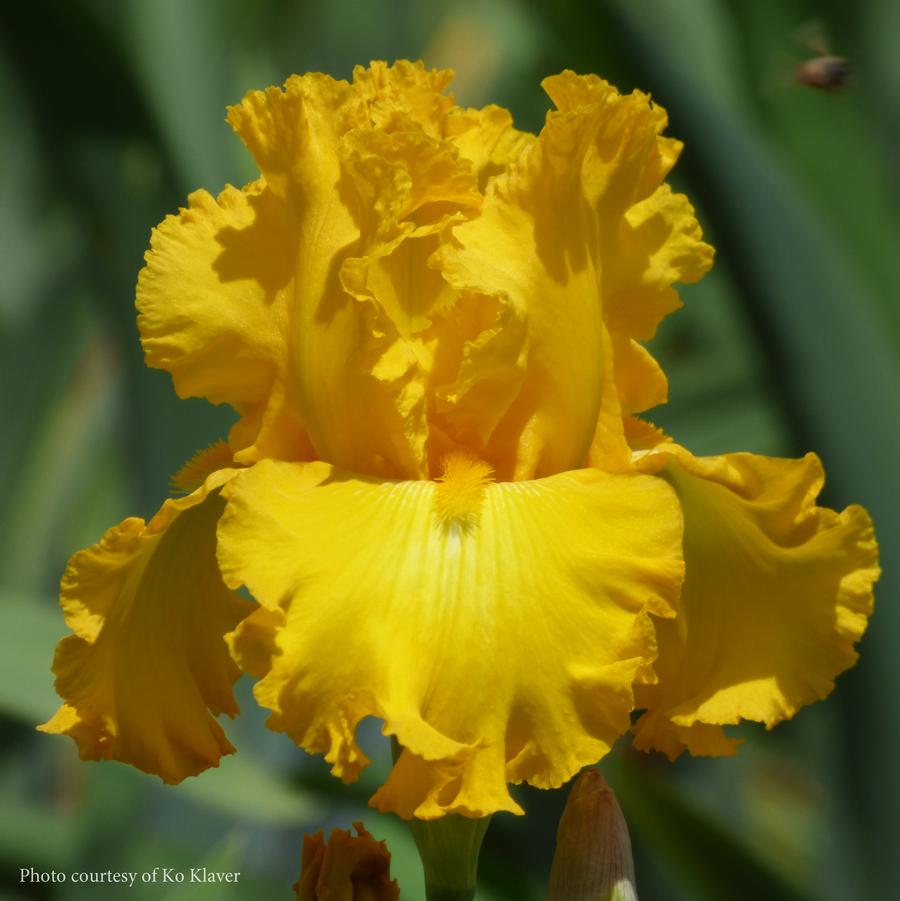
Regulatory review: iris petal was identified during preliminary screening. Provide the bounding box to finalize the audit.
[138,66,710,481]
[137,180,312,463]
[217,459,684,817]
[437,73,712,479]
[140,64,535,480]
[39,470,252,782]
[631,445,879,757]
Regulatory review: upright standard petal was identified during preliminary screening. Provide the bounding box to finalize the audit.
[140,63,536,479]
[39,469,253,782]
[230,64,532,479]
[631,445,879,758]
[137,64,709,480]
[226,69,421,479]
[137,180,314,463]
[217,458,684,818]
[437,73,713,479]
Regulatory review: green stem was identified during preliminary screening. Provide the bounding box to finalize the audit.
[423,889,475,901]
[408,813,491,901]
[391,738,491,900]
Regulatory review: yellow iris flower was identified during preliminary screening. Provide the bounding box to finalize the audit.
[40,61,879,820]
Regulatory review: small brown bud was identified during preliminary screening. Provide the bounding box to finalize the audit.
[294,822,399,901]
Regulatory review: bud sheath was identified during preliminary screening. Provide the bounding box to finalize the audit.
[549,769,638,901]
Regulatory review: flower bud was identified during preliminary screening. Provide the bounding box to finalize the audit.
[549,769,638,901]
[294,822,399,901]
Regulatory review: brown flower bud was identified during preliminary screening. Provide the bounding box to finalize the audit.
[294,822,399,901]
[548,769,638,901]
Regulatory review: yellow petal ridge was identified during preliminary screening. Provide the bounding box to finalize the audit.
[171,440,236,493]
[433,453,494,529]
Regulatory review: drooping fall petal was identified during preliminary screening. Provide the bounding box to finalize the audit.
[217,457,684,818]
[39,468,252,782]
[631,444,879,758]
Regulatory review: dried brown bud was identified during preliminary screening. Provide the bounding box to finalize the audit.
[294,822,399,901]
[549,769,638,901]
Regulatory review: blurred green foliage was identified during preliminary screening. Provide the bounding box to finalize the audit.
[1,0,898,898]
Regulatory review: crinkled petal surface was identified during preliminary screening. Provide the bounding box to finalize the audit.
[137,180,314,463]
[39,469,253,782]
[217,459,684,818]
[138,62,533,478]
[137,64,710,480]
[631,444,879,758]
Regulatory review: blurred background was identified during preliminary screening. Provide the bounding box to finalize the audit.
[1,0,898,898]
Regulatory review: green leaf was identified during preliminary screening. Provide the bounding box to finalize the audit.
[162,742,324,827]
[611,759,814,901]
[0,594,66,724]
[0,798,80,871]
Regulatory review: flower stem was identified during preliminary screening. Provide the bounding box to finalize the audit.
[423,889,475,901]
[391,738,491,899]
[408,813,491,901]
